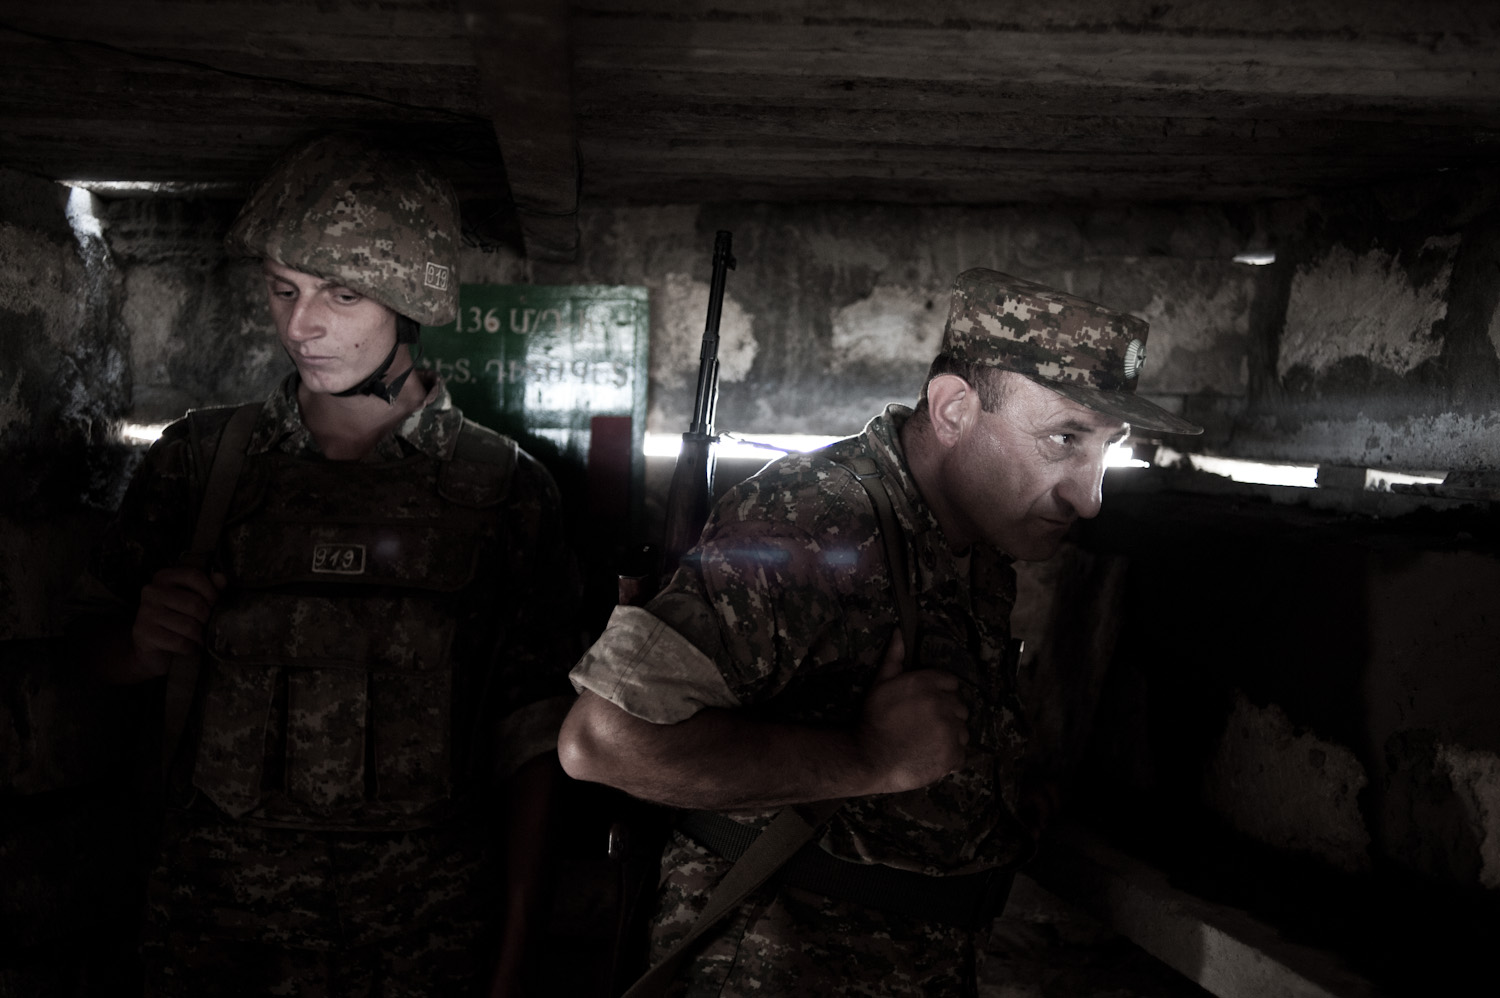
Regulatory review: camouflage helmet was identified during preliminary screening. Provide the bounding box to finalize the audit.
[940,268,1202,435]
[225,133,459,326]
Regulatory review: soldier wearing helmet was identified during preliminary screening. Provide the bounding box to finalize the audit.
[76,134,580,995]
[559,270,1200,997]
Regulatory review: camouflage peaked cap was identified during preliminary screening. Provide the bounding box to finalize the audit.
[941,268,1202,435]
[225,133,460,326]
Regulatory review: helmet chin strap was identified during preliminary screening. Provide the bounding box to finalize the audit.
[331,339,415,404]
[331,316,419,404]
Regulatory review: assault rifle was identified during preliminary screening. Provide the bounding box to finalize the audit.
[618,230,736,605]
[603,231,735,996]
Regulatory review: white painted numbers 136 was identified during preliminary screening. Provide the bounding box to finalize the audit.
[454,306,564,335]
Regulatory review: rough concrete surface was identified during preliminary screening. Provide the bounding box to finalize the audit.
[1437,743,1500,891]
[1362,550,1500,760]
[1133,259,1256,398]
[457,244,529,286]
[529,200,1261,439]
[1280,239,1455,380]
[830,283,944,371]
[978,875,1211,998]
[651,270,758,404]
[1027,826,1380,998]
[121,265,192,391]
[1236,409,1500,471]
[1489,282,1500,362]
[0,217,105,438]
[1203,693,1372,874]
[102,195,289,422]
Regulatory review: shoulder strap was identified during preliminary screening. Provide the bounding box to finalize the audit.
[837,454,918,669]
[162,402,260,779]
[621,452,918,998]
[181,403,261,568]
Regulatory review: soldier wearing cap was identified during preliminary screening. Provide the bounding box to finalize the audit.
[75,134,579,995]
[559,269,1200,997]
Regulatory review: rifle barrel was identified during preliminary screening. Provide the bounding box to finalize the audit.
[688,231,735,436]
[658,230,737,587]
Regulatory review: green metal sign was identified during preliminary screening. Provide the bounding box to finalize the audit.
[419,284,650,537]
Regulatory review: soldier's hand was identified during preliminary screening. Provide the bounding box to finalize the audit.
[856,630,970,794]
[131,566,226,677]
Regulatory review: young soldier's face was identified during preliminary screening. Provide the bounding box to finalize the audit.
[946,374,1128,561]
[262,260,400,395]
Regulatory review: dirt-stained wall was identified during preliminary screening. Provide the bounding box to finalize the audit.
[0,168,139,994]
[522,201,1263,445]
[1045,483,1500,993]
[66,170,1500,481]
[101,197,287,422]
[1237,171,1500,472]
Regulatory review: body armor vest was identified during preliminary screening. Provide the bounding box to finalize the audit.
[184,424,516,830]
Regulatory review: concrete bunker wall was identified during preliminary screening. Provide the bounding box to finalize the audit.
[1,163,1497,993]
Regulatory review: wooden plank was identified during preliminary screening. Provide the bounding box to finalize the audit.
[577,108,1500,157]
[576,156,1452,205]
[580,140,1463,181]
[572,69,1500,124]
[0,84,486,129]
[569,21,1500,103]
[457,0,579,261]
[0,1,472,62]
[3,0,1498,210]
[578,0,1499,38]
[12,0,1486,59]
[0,71,484,124]
[0,121,504,196]
[585,175,1311,207]
[0,26,488,117]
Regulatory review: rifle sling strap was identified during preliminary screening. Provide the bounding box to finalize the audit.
[161,402,260,780]
[841,454,918,669]
[621,450,916,998]
[621,799,842,998]
[678,809,1012,930]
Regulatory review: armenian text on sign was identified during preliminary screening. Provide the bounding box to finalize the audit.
[418,284,649,525]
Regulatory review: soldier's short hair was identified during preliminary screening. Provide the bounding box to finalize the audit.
[911,354,1013,420]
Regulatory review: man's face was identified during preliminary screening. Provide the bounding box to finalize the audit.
[262,260,399,395]
[944,373,1129,561]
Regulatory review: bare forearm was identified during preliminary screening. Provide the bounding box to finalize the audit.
[558,690,878,810]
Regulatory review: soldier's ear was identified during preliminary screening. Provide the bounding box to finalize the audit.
[925,374,974,448]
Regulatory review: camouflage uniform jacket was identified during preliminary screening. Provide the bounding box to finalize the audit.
[81,371,579,821]
[571,405,1033,996]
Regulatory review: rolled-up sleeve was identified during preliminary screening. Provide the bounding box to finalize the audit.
[569,605,741,723]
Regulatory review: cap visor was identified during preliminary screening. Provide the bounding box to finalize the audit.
[1030,378,1204,435]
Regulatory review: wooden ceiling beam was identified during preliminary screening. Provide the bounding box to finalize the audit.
[577,108,1500,155]
[573,69,1500,123]
[570,18,1500,105]
[456,0,578,262]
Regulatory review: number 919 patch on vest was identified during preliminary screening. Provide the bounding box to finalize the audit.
[312,543,366,575]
